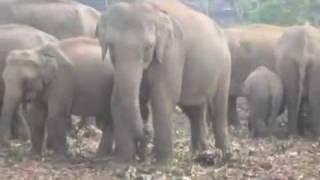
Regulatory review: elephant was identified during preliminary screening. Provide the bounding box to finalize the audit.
[242,66,284,137]
[96,0,231,164]
[0,0,100,39]
[0,37,116,155]
[275,24,320,137]
[0,24,58,143]
[225,24,286,129]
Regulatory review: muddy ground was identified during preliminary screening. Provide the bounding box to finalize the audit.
[0,98,319,180]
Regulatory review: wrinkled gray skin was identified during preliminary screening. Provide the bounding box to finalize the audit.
[1,37,115,155]
[225,24,286,129]
[97,0,231,164]
[0,0,100,39]
[242,66,284,137]
[0,24,58,143]
[275,25,320,137]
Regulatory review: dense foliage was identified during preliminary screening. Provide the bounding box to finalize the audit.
[232,0,320,25]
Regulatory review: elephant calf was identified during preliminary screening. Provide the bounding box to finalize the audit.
[242,66,284,137]
[0,24,58,143]
[1,37,114,155]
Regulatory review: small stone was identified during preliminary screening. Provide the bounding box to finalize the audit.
[259,161,272,170]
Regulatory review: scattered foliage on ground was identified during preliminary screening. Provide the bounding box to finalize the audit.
[0,98,319,179]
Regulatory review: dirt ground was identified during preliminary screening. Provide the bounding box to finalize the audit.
[0,98,319,180]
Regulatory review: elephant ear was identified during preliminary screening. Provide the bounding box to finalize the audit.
[96,15,109,61]
[154,10,183,64]
[38,44,63,85]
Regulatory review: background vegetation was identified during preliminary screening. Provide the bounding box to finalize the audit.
[224,0,320,25]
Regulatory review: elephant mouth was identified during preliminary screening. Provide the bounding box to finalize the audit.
[22,98,32,103]
[23,92,37,103]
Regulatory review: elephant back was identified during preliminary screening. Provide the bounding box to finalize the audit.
[0,0,100,39]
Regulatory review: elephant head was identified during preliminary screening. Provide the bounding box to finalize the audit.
[96,1,182,160]
[0,44,66,141]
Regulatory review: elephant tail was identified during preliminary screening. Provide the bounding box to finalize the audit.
[296,61,306,122]
[295,30,309,128]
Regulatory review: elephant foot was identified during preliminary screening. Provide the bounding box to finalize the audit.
[46,142,68,157]
[47,152,72,163]
[27,148,46,160]
[112,146,137,165]
[221,149,232,164]
[136,142,148,162]
[107,159,132,170]
[11,128,30,141]
[228,125,242,137]
[232,121,241,130]
[136,131,153,162]
[154,153,173,166]
[96,145,114,158]
[0,138,11,150]
[193,149,232,166]
[11,119,30,141]
[30,146,43,156]
[154,158,172,167]
[191,142,208,155]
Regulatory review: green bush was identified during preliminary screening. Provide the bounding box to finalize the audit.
[235,0,320,25]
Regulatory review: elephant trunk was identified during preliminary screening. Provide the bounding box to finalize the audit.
[113,61,144,139]
[111,60,145,160]
[0,87,22,141]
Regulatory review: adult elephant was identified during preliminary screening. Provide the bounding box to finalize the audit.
[96,0,231,164]
[0,37,115,155]
[225,24,286,128]
[0,24,58,143]
[275,25,320,137]
[0,0,100,39]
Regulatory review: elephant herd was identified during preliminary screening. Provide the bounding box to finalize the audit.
[0,0,318,166]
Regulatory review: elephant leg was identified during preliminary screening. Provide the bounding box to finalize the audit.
[10,106,30,141]
[282,65,300,135]
[181,104,208,153]
[249,101,268,137]
[228,96,240,129]
[46,103,70,155]
[208,81,230,157]
[78,116,95,129]
[136,101,152,161]
[247,115,254,136]
[111,92,140,163]
[46,117,68,155]
[309,68,320,137]
[253,118,268,137]
[298,97,308,135]
[96,113,114,157]
[26,102,47,154]
[10,113,20,139]
[150,86,174,164]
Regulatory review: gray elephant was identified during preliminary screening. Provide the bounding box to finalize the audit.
[96,0,231,164]
[225,24,286,129]
[242,66,284,137]
[0,0,100,39]
[0,37,116,155]
[275,25,320,137]
[0,24,58,143]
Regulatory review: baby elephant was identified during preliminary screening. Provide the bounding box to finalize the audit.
[242,66,284,137]
[1,37,114,155]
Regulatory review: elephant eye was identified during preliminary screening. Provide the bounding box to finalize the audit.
[23,76,41,91]
[144,42,153,52]
[109,44,116,65]
[144,44,154,64]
